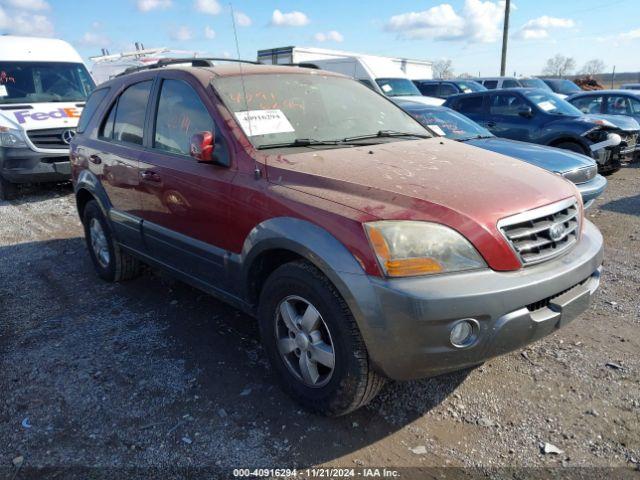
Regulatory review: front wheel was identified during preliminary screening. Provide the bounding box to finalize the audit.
[258,260,385,416]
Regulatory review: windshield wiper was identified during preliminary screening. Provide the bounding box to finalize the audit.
[257,138,349,150]
[342,130,431,142]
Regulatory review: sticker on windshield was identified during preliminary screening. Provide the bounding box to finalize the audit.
[234,109,295,137]
[0,85,7,97]
[381,84,392,93]
[537,101,555,111]
[427,124,446,136]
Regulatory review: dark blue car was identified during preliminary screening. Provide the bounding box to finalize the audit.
[412,79,486,99]
[443,88,640,174]
[397,101,607,208]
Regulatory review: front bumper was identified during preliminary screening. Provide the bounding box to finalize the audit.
[0,146,71,184]
[357,220,603,381]
[577,174,607,209]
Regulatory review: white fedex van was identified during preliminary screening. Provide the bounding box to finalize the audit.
[0,36,95,199]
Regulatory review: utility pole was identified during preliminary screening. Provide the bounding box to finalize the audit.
[500,0,511,76]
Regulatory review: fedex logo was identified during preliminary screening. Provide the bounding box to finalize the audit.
[14,108,81,124]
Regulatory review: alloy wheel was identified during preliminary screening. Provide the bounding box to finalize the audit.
[89,218,110,268]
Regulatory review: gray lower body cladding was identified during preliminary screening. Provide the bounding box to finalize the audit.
[351,220,604,381]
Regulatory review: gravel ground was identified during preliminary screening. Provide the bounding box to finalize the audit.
[1,167,639,479]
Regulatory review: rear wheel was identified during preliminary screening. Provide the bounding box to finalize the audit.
[0,175,19,201]
[258,260,385,416]
[82,200,140,282]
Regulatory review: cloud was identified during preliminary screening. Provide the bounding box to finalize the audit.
[385,0,504,43]
[4,0,49,11]
[515,15,575,40]
[170,25,193,41]
[314,30,344,43]
[234,11,252,27]
[79,31,111,48]
[137,0,171,12]
[618,28,640,41]
[271,9,309,27]
[0,6,54,37]
[194,0,221,15]
[204,25,216,39]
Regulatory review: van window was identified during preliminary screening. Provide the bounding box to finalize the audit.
[153,79,229,165]
[0,61,95,104]
[113,81,152,146]
[77,88,109,134]
[455,96,484,114]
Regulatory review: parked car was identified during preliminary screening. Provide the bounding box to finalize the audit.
[396,101,607,208]
[541,78,582,99]
[0,35,95,199]
[412,79,487,99]
[71,61,603,416]
[621,83,640,91]
[475,77,523,90]
[444,88,640,174]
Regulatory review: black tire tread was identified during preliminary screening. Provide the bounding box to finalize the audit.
[262,260,385,416]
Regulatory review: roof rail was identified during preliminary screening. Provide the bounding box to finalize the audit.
[115,57,259,77]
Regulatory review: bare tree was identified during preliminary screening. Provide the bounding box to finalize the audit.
[579,59,606,76]
[432,59,454,79]
[542,54,576,77]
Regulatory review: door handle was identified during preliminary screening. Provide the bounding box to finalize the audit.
[140,170,162,183]
[89,154,102,165]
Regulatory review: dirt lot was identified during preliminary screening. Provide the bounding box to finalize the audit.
[1,166,639,479]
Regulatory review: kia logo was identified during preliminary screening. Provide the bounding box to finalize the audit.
[548,222,566,242]
[61,129,76,145]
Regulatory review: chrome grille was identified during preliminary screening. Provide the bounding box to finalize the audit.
[499,198,581,266]
[27,128,74,149]
[562,165,597,185]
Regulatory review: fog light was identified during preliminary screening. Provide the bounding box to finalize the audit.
[450,319,478,348]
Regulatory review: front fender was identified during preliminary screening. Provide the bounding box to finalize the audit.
[237,217,387,366]
[74,168,112,217]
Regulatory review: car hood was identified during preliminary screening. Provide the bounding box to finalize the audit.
[465,137,595,173]
[581,113,640,131]
[265,138,578,271]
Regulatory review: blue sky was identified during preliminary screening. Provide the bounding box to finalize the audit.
[1,0,639,76]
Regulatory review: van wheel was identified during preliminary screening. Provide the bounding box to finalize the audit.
[0,176,19,200]
[258,260,385,416]
[82,200,140,282]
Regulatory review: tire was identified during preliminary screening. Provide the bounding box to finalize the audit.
[554,142,588,155]
[0,175,19,200]
[82,200,140,282]
[258,260,385,416]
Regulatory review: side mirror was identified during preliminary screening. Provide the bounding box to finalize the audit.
[190,131,214,163]
[518,105,534,118]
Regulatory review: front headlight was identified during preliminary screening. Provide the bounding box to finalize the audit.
[364,221,486,277]
[0,127,27,148]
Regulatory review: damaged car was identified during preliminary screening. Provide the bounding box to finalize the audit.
[396,101,607,208]
[71,62,603,415]
[444,88,640,175]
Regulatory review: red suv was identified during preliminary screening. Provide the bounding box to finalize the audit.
[71,60,603,416]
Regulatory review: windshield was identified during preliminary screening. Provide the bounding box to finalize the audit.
[547,79,581,95]
[455,81,486,93]
[406,107,492,140]
[375,78,422,97]
[214,73,429,149]
[0,62,95,104]
[520,78,553,92]
[523,90,583,116]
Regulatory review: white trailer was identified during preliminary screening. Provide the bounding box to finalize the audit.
[257,46,442,106]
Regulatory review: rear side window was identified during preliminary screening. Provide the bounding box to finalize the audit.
[153,79,229,164]
[502,80,521,88]
[439,83,458,97]
[483,80,498,89]
[113,81,152,145]
[416,82,439,96]
[77,88,109,134]
[455,95,484,114]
